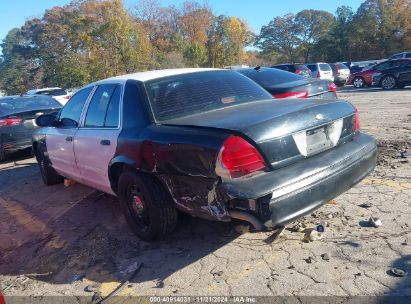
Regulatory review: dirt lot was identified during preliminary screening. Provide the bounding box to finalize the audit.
[1,87,410,302]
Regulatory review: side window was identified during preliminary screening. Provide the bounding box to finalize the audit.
[406,53,411,58]
[85,85,116,127]
[59,87,93,127]
[84,84,120,128]
[104,86,121,127]
[375,62,389,71]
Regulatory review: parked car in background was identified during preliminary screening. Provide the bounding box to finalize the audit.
[237,67,337,99]
[26,87,71,105]
[388,51,411,60]
[306,63,334,81]
[0,95,61,161]
[329,63,350,87]
[372,60,411,90]
[347,59,411,88]
[271,63,311,78]
[33,68,376,241]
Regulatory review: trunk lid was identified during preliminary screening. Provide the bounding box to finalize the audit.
[162,98,356,167]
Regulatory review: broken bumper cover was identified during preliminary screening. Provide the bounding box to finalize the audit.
[222,133,376,227]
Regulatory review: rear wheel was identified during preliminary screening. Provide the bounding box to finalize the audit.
[0,145,5,162]
[118,171,177,241]
[381,75,397,90]
[36,146,63,185]
[353,77,365,88]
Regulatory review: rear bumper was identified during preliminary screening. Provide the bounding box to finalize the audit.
[222,133,376,227]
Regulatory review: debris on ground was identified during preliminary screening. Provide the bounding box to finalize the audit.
[321,253,330,261]
[316,223,326,233]
[377,140,410,166]
[153,279,164,288]
[304,257,313,264]
[302,229,324,242]
[119,261,140,275]
[64,178,77,187]
[84,283,100,293]
[234,224,250,234]
[390,268,407,277]
[368,217,382,228]
[359,203,372,209]
[291,222,306,232]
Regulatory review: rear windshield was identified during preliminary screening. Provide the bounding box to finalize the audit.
[319,64,331,71]
[306,64,317,71]
[294,64,310,71]
[36,89,67,96]
[336,63,349,69]
[145,70,272,121]
[238,68,304,87]
[0,96,61,116]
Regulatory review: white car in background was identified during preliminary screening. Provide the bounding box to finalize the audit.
[306,63,334,82]
[26,87,71,105]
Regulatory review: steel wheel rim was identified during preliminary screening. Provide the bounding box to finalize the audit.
[127,183,149,231]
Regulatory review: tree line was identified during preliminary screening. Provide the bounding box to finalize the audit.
[0,0,410,95]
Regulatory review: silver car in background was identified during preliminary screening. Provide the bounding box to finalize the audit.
[306,63,334,82]
[330,63,351,87]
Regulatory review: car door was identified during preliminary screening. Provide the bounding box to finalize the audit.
[74,83,122,194]
[46,86,93,180]
[397,62,411,85]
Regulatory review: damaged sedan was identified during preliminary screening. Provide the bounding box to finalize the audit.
[32,69,376,241]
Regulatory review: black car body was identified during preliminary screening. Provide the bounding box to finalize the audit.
[0,95,61,161]
[237,67,337,99]
[271,64,311,78]
[32,69,376,241]
[372,60,411,89]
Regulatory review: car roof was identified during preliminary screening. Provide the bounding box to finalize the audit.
[27,87,63,93]
[99,68,221,84]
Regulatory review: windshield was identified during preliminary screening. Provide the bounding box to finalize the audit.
[145,70,272,121]
[0,96,61,116]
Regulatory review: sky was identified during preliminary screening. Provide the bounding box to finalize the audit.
[0,0,364,46]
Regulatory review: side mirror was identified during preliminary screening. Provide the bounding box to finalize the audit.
[35,114,56,127]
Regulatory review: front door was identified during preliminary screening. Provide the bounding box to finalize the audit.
[46,87,94,180]
[74,84,122,194]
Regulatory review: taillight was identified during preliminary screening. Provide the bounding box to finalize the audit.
[328,82,337,93]
[317,70,321,78]
[336,66,340,75]
[353,105,360,132]
[215,136,267,179]
[295,69,302,74]
[0,117,23,127]
[273,91,308,99]
[64,96,71,100]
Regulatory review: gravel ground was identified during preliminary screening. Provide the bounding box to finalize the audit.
[0,87,410,302]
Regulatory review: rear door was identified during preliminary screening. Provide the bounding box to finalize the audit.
[74,83,122,194]
[46,87,93,180]
[397,62,411,85]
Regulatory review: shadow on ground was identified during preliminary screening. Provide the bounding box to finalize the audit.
[0,157,240,286]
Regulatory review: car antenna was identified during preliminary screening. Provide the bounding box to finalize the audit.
[254,66,261,71]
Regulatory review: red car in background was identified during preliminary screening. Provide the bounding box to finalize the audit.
[347,59,411,88]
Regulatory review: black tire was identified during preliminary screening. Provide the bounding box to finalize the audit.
[36,146,64,185]
[381,75,397,90]
[352,77,365,88]
[0,145,6,162]
[118,171,177,241]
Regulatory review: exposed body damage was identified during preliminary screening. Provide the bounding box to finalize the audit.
[32,69,376,240]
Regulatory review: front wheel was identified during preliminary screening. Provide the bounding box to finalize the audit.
[36,146,63,185]
[118,171,177,241]
[381,75,397,90]
[353,77,365,88]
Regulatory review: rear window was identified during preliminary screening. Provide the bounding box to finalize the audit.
[294,65,309,71]
[239,68,304,87]
[336,63,349,69]
[319,64,331,71]
[0,96,61,116]
[306,64,317,71]
[145,70,272,121]
[36,89,67,96]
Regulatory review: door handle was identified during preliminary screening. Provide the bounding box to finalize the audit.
[100,139,110,146]
[65,136,73,142]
